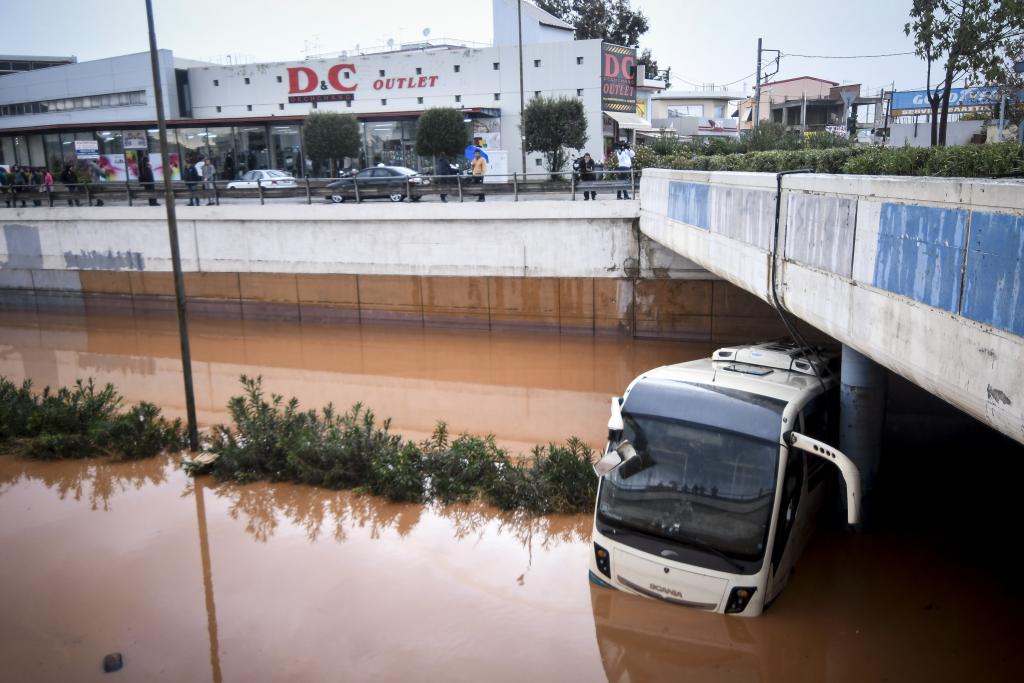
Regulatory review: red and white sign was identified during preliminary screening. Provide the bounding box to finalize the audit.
[284,63,439,101]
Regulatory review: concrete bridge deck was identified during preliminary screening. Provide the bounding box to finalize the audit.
[640,169,1024,445]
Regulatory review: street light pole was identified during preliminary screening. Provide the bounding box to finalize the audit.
[517,0,527,175]
[754,38,762,130]
[145,0,199,451]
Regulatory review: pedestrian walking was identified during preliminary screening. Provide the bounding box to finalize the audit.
[139,158,158,206]
[580,152,597,200]
[31,168,44,207]
[61,163,81,206]
[615,143,635,200]
[15,166,30,208]
[471,149,487,202]
[185,160,201,206]
[201,156,216,205]
[435,154,456,203]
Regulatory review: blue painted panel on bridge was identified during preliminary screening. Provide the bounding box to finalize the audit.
[962,211,1024,337]
[668,182,711,230]
[872,203,967,313]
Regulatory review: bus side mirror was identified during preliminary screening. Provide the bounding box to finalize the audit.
[593,440,637,477]
[607,396,623,442]
[786,432,862,525]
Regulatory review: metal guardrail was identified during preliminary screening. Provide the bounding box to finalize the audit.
[0,169,638,207]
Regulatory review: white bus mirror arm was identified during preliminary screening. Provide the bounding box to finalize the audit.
[608,396,624,433]
[786,431,862,526]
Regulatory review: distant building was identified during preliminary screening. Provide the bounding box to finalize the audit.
[648,90,744,140]
[736,76,883,139]
[0,0,670,176]
[0,55,77,77]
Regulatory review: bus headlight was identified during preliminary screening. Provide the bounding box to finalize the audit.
[724,586,757,614]
[593,542,611,578]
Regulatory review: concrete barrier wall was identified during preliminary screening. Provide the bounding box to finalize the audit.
[0,201,787,342]
[641,169,1024,443]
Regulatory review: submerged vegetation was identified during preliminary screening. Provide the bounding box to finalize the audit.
[187,376,598,514]
[1,374,598,515]
[0,377,186,460]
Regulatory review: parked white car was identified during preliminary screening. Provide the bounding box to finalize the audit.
[226,170,297,189]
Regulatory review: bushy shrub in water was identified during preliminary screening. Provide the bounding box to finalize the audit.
[191,376,599,515]
[0,376,183,459]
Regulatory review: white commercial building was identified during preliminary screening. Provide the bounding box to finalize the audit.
[0,0,660,180]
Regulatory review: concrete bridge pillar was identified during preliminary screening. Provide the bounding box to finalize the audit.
[840,345,887,525]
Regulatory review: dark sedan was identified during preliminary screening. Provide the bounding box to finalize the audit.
[326,166,430,203]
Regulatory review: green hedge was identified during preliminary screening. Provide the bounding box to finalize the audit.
[186,376,598,515]
[634,142,1024,177]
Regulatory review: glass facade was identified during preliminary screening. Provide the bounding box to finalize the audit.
[0,115,482,177]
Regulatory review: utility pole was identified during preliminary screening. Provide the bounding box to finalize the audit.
[754,38,762,129]
[517,0,527,175]
[145,0,199,452]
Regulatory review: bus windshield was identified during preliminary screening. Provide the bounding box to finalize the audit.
[598,413,780,561]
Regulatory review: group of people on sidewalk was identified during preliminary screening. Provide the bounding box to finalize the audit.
[434,148,489,203]
[1,165,54,208]
[578,143,635,201]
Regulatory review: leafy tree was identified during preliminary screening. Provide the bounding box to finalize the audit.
[905,1,1024,146]
[414,108,469,158]
[535,0,670,83]
[523,96,588,175]
[302,112,361,175]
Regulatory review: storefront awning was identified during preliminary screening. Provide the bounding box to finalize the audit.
[603,111,653,130]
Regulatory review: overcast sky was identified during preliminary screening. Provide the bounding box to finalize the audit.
[1,0,932,96]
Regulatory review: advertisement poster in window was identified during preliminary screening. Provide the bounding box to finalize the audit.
[123,131,148,150]
[149,152,181,181]
[601,43,637,114]
[73,140,99,160]
[87,154,128,182]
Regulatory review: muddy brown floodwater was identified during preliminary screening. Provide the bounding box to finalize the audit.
[0,310,1021,682]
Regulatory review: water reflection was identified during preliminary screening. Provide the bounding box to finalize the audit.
[0,309,708,452]
[207,477,589,550]
[0,452,169,510]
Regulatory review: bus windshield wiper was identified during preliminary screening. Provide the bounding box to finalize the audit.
[677,535,744,572]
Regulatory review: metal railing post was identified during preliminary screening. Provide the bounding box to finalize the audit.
[257,178,264,205]
[85,183,93,207]
[457,174,463,202]
[631,167,636,199]
[513,172,519,201]
[126,180,133,206]
[213,180,220,206]
[46,186,53,207]
[405,176,411,202]
[353,177,361,203]
[305,177,311,204]
[571,170,576,201]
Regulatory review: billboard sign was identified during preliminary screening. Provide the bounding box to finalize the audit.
[601,43,636,113]
[890,86,1010,114]
[74,140,99,159]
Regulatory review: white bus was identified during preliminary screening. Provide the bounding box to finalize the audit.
[589,341,862,616]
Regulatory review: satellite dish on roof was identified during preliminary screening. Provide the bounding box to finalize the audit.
[423,28,431,37]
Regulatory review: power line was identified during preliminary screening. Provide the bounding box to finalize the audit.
[783,51,916,59]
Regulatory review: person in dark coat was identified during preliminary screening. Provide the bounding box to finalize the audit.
[185,160,201,206]
[139,158,158,206]
[435,154,456,203]
[60,163,81,206]
[15,166,30,208]
[579,153,597,200]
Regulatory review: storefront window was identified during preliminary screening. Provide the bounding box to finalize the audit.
[205,127,237,180]
[144,128,180,181]
[270,124,303,176]
[236,125,269,174]
[13,135,29,165]
[364,121,404,167]
[27,135,45,168]
[43,134,63,171]
[177,127,208,164]
[0,137,13,165]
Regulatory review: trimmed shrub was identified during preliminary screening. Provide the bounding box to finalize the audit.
[0,376,182,460]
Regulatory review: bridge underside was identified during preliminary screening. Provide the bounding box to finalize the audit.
[641,169,1024,445]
